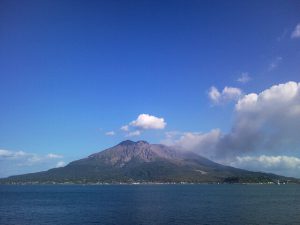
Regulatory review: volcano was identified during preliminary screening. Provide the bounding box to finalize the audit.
[1,140,295,184]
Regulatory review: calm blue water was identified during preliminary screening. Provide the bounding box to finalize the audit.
[0,184,300,225]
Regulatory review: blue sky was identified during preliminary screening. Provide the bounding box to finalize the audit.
[1,0,300,177]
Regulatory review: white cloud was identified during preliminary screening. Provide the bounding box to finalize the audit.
[268,56,282,71]
[291,23,300,39]
[0,149,65,177]
[56,161,66,168]
[105,131,115,136]
[0,149,15,157]
[161,131,182,145]
[121,114,166,137]
[230,155,300,177]
[170,81,300,163]
[223,87,243,99]
[237,72,251,83]
[163,129,222,158]
[130,114,166,130]
[217,81,300,159]
[235,81,300,113]
[127,130,141,137]
[0,149,27,158]
[233,155,300,169]
[46,153,63,159]
[208,86,221,103]
[209,86,242,104]
[120,125,129,131]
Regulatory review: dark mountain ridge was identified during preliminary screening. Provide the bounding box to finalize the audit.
[0,140,297,184]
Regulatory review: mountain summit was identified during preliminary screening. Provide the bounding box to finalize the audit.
[1,140,295,184]
[81,140,207,167]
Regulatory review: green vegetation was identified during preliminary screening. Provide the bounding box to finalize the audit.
[1,141,298,185]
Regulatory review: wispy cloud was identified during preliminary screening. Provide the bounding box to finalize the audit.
[0,150,27,158]
[162,130,221,159]
[127,130,141,137]
[120,125,129,131]
[291,23,300,39]
[56,161,66,168]
[268,56,282,71]
[230,155,300,177]
[237,72,251,84]
[105,131,115,136]
[46,153,63,159]
[0,149,65,177]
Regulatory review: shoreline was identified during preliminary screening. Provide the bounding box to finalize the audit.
[0,182,295,186]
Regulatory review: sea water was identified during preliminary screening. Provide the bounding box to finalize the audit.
[0,184,299,225]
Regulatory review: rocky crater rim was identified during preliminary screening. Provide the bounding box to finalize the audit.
[119,140,149,145]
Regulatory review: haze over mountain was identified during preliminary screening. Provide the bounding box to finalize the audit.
[1,140,296,184]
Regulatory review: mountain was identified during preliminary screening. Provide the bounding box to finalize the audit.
[0,140,297,184]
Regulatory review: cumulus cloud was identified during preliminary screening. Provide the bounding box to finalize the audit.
[237,72,251,83]
[230,155,300,177]
[209,86,242,104]
[291,23,300,39]
[165,81,300,177]
[121,114,166,137]
[0,149,64,177]
[218,81,300,159]
[170,81,300,164]
[130,114,166,130]
[105,131,115,136]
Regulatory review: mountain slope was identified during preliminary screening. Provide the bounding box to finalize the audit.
[0,140,296,184]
